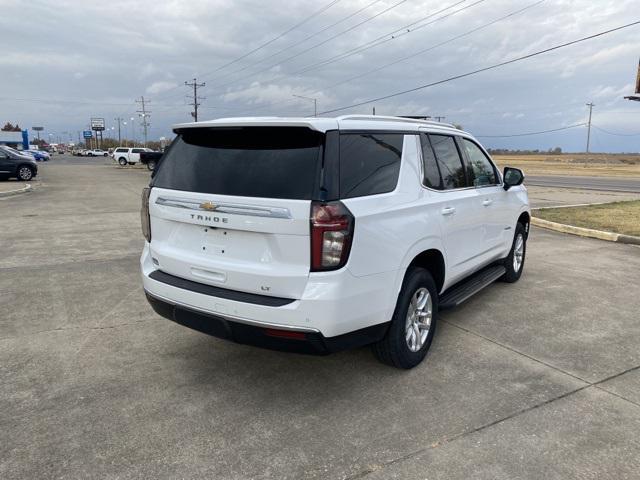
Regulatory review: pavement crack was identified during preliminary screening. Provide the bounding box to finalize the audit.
[441,318,591,384]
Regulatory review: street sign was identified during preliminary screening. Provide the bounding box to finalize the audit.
[32,126,44,131]
[90,118,105,131]
[83,130,93,139]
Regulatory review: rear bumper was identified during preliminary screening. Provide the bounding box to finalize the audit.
[145,291,388,354]
[141,243,398,338]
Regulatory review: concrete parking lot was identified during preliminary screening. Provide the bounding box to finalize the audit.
[1,156,639,479]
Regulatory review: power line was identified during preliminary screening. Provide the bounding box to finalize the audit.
[319,20,640,115]
[211,0,482,113]
[592,125,640,136]
[205,0,385,86]
[209,0,412,90]
[153,0,342,101]
[319,0,545,92]
[476,123,586,138]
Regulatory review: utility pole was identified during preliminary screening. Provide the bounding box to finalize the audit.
[185,78,206,122]
[585,102,595,153]
[114,117,123,144]
[292,94,317,117]
[136,96,151,147]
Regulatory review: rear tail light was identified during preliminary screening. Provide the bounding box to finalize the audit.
[141,187,151,242]
[264,328,307,340]
[310,201,354,271]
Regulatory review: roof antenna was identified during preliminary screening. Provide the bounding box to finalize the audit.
[372,106,376,115]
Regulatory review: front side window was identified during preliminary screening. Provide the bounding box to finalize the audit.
[339,133,403,198]
[462,139,498,187]
[115,148,127,153]
[428,134,468,189]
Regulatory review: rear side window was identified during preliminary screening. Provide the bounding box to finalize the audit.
[462,138,497,187]
[132,148,144,153]
[419,134,443,189]
[429,134,468,190]
[152,127,323,199]
[339,133,403,198]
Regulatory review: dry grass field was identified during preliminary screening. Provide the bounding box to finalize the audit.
[492,153,640,177]
[534,200,640,236]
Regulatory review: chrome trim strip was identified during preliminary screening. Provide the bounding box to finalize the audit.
[155,196,292,219]
[144,290,320,333]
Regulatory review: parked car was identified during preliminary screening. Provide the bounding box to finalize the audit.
[86,149,109,157]
[26,150,50,161]
[0,145,38,181]
[112,147,154,166]
[139,151,163,171]
[140,116,530,369]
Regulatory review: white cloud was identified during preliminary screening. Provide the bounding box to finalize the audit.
[146,81,179,95]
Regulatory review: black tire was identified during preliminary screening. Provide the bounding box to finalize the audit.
[118,157,127,166]
[17,165,34,181]
[88,153,93,157]
[147,160,156,171]
[103,153,108,157]
[372,267,438,369]
[501,222,526,283]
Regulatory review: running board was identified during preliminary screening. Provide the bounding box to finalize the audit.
[439,265,506,310]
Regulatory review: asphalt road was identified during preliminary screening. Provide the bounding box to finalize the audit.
[527,174,640,193]
[1,161,640,479]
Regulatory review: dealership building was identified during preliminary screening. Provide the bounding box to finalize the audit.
[0,130,29,150]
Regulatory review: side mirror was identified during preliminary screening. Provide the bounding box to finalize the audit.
[503,167,524,191]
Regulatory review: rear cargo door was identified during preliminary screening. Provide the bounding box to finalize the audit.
[148,126,324,300]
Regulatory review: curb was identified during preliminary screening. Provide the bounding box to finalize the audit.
[531,217,640,245]
[0,184,32,198]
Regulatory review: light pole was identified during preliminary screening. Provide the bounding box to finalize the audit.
[130,117,136,146]
[292,94,317,117]
[123,121,127,146]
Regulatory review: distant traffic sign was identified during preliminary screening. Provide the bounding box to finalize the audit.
[83,130,93,139]
[32,126,44,131]
[90,118,105,131]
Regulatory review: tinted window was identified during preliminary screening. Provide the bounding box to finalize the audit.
[429,135,467,189]
[462,139,497,186]
[152,127,323,199]
[339,133,403,198]
[419,134,443,189]
[115,148,127,153]
[132,148,144,153]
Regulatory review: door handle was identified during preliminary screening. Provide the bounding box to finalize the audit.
[482,199,493,207]
[441,206,456,216]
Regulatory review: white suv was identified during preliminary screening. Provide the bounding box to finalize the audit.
[140,115,530,368]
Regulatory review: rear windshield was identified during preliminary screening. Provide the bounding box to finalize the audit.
[152,127,323,199]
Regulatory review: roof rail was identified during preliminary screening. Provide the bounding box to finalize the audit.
[337,114,457,129]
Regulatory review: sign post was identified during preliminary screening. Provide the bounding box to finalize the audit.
[32,126,44,142]
[90,118,105,149]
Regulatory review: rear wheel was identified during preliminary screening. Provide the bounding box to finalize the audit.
[372,267,438,369]
[118,157,127,166]
[17,165,34,181]
[501,222,526,283]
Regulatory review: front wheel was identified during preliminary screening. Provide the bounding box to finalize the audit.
[372,267,438,369]
[501,222,527,283]
[103,153,108,157]
[17,165,34,181]
[146,160,156,171]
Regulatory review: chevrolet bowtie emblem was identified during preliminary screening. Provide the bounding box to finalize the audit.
[199,201,218,211]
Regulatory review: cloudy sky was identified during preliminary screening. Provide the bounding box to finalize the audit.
[1,0,639,151]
